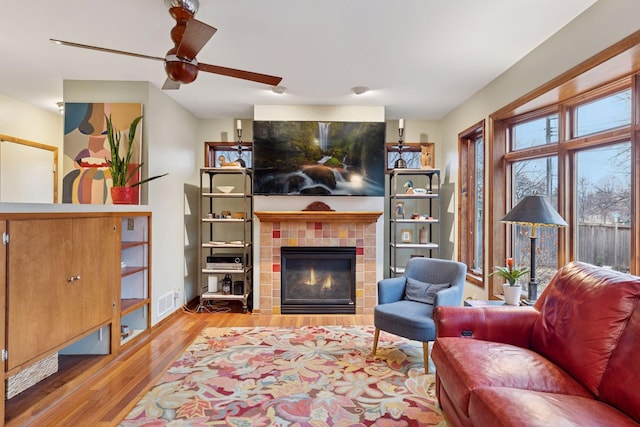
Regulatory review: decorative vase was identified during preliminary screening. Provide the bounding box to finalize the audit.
[111,186,133,204]
[503,285,522,305]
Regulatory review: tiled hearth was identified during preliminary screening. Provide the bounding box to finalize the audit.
[255,211,382,315]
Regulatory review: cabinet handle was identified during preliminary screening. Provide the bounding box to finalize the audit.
[67,275,81,283]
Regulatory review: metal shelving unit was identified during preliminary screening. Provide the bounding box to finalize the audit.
[389,168,441,275]
[198,168,253,312]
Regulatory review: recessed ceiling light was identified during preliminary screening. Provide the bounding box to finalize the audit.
[272,85,287,94]
[351,86,369,95]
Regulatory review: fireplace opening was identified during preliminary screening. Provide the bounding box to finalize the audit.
[281,246,356,314]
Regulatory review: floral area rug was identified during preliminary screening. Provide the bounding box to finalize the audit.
[119,325,447,426]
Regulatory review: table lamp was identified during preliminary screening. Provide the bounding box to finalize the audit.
[501,194,568,302]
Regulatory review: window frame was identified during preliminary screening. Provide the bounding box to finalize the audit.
[458,121,485,287]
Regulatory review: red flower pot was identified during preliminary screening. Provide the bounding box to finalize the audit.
[111,186,134,204]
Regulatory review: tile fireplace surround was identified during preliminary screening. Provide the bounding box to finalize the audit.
[254,211,382,315]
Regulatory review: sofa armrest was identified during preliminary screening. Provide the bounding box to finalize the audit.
[377,276,406,304]
[434,306,540,348]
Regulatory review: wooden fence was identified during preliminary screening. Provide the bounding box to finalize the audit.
[576,223,630,271]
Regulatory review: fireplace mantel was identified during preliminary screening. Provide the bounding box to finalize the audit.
[254,211,382,223]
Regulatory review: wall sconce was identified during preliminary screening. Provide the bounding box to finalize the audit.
[395,119,406,168]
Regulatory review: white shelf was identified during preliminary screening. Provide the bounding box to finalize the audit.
[391,242,439,249]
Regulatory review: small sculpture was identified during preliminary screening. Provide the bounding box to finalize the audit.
[420,144,433,169]
[218,155,241,167]
[403,180,414,194]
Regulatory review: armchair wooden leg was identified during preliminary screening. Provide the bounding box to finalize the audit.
[372,328,380,356]
[423,341,430,374]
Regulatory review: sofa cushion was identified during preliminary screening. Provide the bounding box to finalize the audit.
[531,262,640,397]
[431,337,592,418]
[404,277,450,304]
[469,387,640,427]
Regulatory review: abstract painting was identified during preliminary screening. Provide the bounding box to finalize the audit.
[62,102,143,204]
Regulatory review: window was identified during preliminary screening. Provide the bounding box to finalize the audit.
[386,143,429,170]
[492,70,638,299]
[512,114,558,150]
[205,142,252,168]
[575,142,631,271]
[574,89,631,137]
[458,122,484,285]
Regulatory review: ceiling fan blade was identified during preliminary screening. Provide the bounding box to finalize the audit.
[162,78,181,90]
[176,19,217,60]
[50,39,165,62]
[198,62,283,86]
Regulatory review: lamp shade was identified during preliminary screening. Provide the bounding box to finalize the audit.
[501,195,568,227]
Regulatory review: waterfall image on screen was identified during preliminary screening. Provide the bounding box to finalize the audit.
[253,121,386,196]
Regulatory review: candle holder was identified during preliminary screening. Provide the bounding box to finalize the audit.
[394,127,406,169]
[235,128,246,167]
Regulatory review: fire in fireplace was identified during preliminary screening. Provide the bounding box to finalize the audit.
[281,246,356,314]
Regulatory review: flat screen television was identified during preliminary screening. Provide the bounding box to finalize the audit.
[253,121,386,196]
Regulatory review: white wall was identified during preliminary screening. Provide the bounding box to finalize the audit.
[0,93,63,201]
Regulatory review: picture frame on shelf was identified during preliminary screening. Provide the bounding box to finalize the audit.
[395,201,405,219]
[401,229,413,243]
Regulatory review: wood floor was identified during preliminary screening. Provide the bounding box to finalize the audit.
[5,306,374,426]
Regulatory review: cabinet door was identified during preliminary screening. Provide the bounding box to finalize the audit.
[66,217,118,338]
[7,218,73,370]
[6,217,118,370]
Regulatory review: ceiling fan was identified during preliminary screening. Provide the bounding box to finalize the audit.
[50,0,283,90]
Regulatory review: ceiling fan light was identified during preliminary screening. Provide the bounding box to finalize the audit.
[164,0,199,15]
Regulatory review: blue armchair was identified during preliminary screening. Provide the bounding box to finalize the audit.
[373,257,466,373]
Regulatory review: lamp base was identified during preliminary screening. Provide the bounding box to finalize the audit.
[527,282,538,303]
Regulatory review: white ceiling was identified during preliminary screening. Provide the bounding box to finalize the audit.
[0,0,598,120]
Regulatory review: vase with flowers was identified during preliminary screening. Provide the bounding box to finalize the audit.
[490,258,529,305]
[105,114,167,204]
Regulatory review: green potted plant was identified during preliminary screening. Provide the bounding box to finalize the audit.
[105,114,167,204]
[490,258,529,305]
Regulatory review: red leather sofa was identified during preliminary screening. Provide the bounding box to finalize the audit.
[432,261,640,427]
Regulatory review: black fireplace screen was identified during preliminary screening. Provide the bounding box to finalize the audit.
[281,246,356,314]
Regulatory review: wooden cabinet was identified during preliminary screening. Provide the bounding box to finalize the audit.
[6,216,118,371]
[389,169,441,275]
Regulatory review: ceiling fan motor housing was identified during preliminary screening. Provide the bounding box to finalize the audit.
[165,54,198,84]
